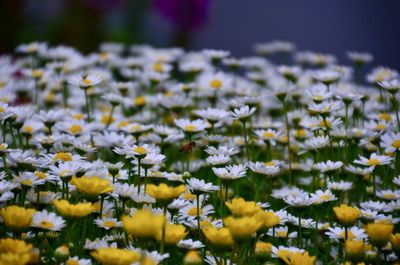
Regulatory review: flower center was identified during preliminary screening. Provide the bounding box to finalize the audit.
[34,171,47,179]
[133,146,147,155]
[319,120,332,128]
[82,78,91,85]
[264,161,276,166]
[73,113,85,120]
[69,125,83,135]
[263,132,275,139]
[53,152,72,162]
[276,231,288,238]
[103,220,116,227]
[210,79,222,89]
[320,194,331,201]
[23,126,34,134]
[392,140,400,149]
[375,124,386,130]
[383,193,396,199]
[367,158,380,166]
[188,207,203,216]
[134,96,146,106]
[66,259,79,265]
[379,113,391,121]
[339,231,355,239]
[153,63,163,72]
[39,220,54,229]
[21,179,33,187]
[184,125,197,132]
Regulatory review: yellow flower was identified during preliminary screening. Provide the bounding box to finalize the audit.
[53,199,94,218]
[223,216,263,241]
[0,206,35,230]
[278,251,316,265]
[0,238,33,265]
[254,241,272,258]
[390,233,400,250]
[333,204,360,227]
[146,184,186,202]
[70,176,113,196]
[345,240,365,262]
[254,210,281,229]
[155,223,188,245]
[121,209,164,239]
[183,250,202,265]
[202,226,234,248]
[225,197,262,217]
[91,248,140,265]
[364,222,394,246]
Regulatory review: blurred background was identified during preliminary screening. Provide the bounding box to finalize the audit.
[1,0,400,68]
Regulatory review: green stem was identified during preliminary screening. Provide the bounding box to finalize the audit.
[84,88,91,122]
[242,121,250,161]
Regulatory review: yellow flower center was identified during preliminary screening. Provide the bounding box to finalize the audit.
[339,231,355,239]
[367,158,380,166]
[134,96,146,107]
[383,193,396,199]
[53,152,72,162]
[133,146,147,155]
[153,63,163,72]
[319,120,332,128]
[101,115,114,125]
[379,113,391,121]
[184,125,197,132]
[276,231,288,238]
[73,113,85,120]
[69,125,82,135]
[66,260,79,265]
[0,107,4,112]
[263,132,275,139]
[99,52,108,60]
[82,78,91,85]
[129,125,142,132]
[0,144,7,151]
[295,129,307,138]
[188,207,203,216]
[210,79,222,89]
[313,95,324,101]
[376,124,386,130]
[118,120,129,128]
[34,171,47,179]
[391,140,400,149]
[23,126,34,134]
[21,179,33,187]
[103,220,116,228]
[31,70,43,78]
[320,194,331,201]
[39,220,54,229]
[264,161,276,166]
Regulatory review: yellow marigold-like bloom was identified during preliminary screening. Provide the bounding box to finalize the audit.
[155,223,188,245]
[183,250,202,265]
[0,206,35,230]
[390,233,400,250]
[0,238,33,265]
[91,248,140,265]
[146,183,186,202]
[53,199,94,218]
[345,240,365,262]
[254,210,281,229]
[202,226,234,248]
[365,222,394,246]
[278,251,316,265]
[223,216,263,241]
[225,197,262,217]
[70,176,113,196]
[121,209,165,239]
[333,204,361,227]
[255,241,272,258]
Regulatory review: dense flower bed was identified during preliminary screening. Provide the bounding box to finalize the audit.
[0,41,399,265]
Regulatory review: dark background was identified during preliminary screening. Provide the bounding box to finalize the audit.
[1,0,399,68]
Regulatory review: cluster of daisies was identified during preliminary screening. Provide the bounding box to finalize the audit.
[0,40,399,265]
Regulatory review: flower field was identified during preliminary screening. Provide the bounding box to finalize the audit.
[0,41,399,264]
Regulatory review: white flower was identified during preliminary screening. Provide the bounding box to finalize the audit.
[230,105,256,121]
[186,178,219,193]
[254,129,282,145]
[140,152,165,167]
[32,210,66,231]
[174,119,209,133]
[302,135,330,151]
[327,180,353,191]
[347,51,373,64]
[354,153,393,167]
[206,154,231,166]
[376,189,400,200]
[379,78,400,94]
[193,108,230,123]
[283,193,314,207]
[68,73,103,88]
[64,257,92,265]
[381,132,400,153]
[212,164,247,180]
[94,217,122,230]
[248,161,280,176]
[177,239,204,249]
[313,160,343,173]
[325,226,367,242]
[311,190,337,204]
[204,146,239,156]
